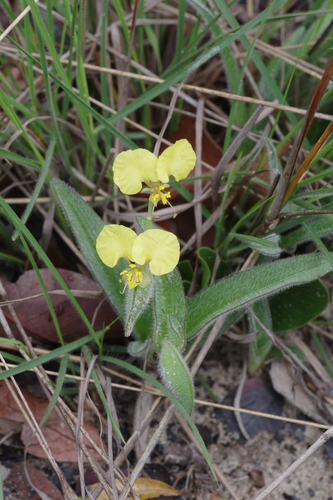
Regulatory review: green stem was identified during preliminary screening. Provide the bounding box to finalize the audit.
[147,200,154,229]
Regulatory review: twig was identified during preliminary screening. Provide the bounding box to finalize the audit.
[175,412,242,500]
[211,106,263,208]
[253,424,333,500]
[233,358,250,441]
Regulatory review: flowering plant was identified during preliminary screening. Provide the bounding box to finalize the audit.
[93,139,196,412]
[51,139,332,417]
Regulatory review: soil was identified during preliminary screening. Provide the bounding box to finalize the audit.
[1,337,333,500]
[146,339,333,499]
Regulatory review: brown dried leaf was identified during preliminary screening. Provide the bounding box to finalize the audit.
[1,268,121,343]
[21,419,102,462]
[0,380,102,462]
[269,359,329,424]
[4,462,63,500]
[0,416,22,434]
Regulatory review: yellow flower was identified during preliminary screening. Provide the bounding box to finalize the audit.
[96,225,180,289]
[113,139,196,206]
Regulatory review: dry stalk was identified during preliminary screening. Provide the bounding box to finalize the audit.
[0,350,77,500]
[253,424,333,500]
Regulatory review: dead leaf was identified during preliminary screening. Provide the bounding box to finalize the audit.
[222,377,284,439]
[249,469,265,489]
[4,462,63,500]
[1,268,122,343]
[0,380,102,462]
[0,416,22,435]
[270,359,329,424]
[91,477,187,500]
[21,418,103,462]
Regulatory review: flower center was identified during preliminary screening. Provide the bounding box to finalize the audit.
[119,263,152,289]
[149,184,171,207]
[120,263,144,289]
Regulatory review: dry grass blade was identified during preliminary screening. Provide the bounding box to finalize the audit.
[253,424,333,500]
[0,354,76,499]
[0,281,114,492]
[0,354,329,430]
[284,119,333,201]
[212,105,263,208]
[265,55,333,227]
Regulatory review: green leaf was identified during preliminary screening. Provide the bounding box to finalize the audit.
[135,216,187,352]
[39,355,69,428]
[127,338,152,357]
[269,345,306,362]
[269,280,329,332]
[186,254,333,340]
[0,149,40,170]
[248,299,273,374]
[280,216,333,251]
[233,232,281,257]
[125,284,154,337]
[198,247,216,288]
[177,260,193,294]
[198,247,232,289]
[158,339,194,414]
[51,179,126,318]
[178,260,193,282]
[154,271,187,353]
[0,332,98,381]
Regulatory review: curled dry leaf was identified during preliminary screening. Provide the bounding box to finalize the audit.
[1,268,122,343]
[269,359,331,424]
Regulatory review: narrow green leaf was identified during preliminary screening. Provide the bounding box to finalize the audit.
[154,271,187,353]
[280,217,333,250]
[0,149,40,170]
[125,285,154,337]
[233,232,281,257]
[39,355,69,428]
[0,333,97,381]
[186,254,333,339]
[13,139,55,240]
[158,339,194,414]
[51,179,125,318]
[248,299,273,374]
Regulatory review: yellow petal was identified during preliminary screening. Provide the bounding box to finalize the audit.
[156,139,196,183]
[96,225,136,267]
[113,149,159,194]
[132,229,180,276]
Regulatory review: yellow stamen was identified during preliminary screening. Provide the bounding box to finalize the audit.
[149,185,172,207]
[120,263,143,289]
